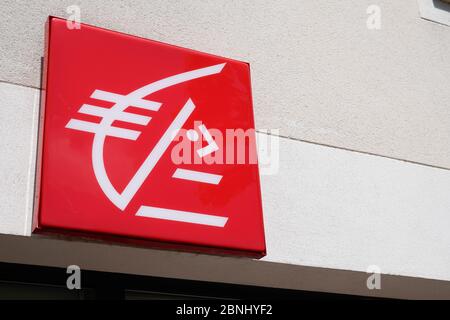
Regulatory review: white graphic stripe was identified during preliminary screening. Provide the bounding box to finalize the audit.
[132,63,226,98]
[119,99,196,208]
[196,124,219,157]
[90,63,226,210]
[66,119,140,140]
[91,90,162,111]
[78,104,151,125]
[172,168,222,185]
[137,206,228,227]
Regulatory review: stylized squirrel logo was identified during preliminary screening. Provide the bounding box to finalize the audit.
[65,63,228,227]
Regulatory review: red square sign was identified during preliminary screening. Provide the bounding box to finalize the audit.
[34,16,266,257]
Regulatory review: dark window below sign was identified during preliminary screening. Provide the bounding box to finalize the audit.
[0,262,382,300]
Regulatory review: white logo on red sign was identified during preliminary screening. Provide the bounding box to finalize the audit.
[66,63,228,227]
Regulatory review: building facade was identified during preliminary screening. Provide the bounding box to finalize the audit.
[0,0,449,299]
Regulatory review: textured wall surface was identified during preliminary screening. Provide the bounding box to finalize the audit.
[0,83,38,236]
[0,0,449,169]
[262,134,450,282]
